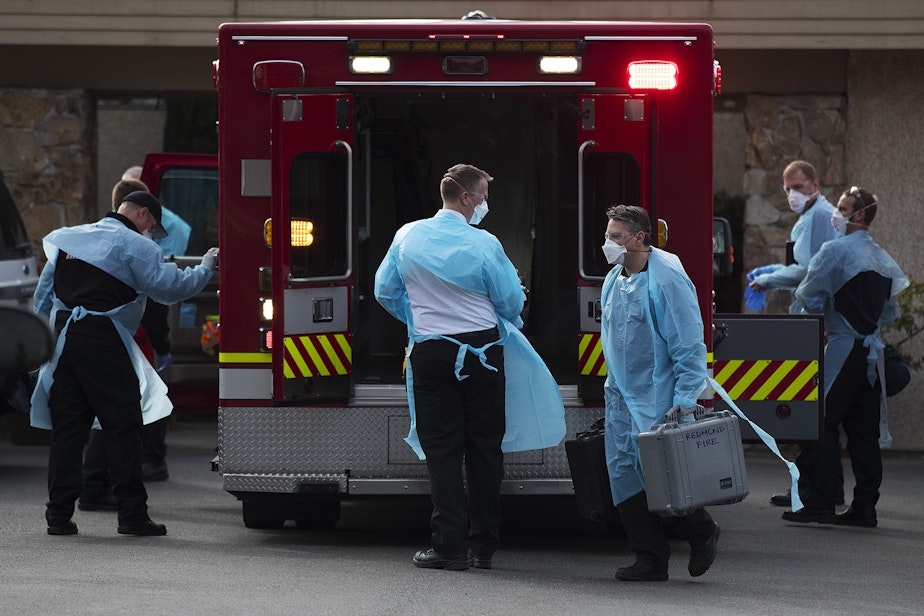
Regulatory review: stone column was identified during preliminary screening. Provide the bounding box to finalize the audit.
[742,94,846,313]
[0,88,94,264]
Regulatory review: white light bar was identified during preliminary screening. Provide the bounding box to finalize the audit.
[349,56,393,74]
[538,56,582,75]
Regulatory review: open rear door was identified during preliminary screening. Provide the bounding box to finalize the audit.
[576,94,652,401]
[270,94,354,404]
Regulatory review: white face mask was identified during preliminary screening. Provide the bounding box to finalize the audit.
[601,239,627,265]
[787,189,817,214]
[831,211,849,233]
[469,200,489,226]
[831,202,874,234]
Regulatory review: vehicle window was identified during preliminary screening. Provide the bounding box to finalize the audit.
[156,167,219,256]
[581,153,641,278]
[0,174,33,260]
[288,152,349,279]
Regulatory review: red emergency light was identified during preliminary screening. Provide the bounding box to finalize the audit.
[627,61,678,90]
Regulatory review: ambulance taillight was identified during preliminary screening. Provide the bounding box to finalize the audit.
[263,219,314,248]
[627,61,678,90]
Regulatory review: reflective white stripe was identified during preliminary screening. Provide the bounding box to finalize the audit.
[336,80,596,87]
[584,35,698,41]
[232,36,349,41]
[220,368,271,399]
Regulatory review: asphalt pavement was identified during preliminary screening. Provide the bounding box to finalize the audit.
[1,414,923,616]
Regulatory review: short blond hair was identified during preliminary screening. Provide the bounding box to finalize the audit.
[782,160,817,182]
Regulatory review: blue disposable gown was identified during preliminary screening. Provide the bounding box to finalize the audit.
[794,231,909,448]
[752,195,839,313]
[374,210,566,459]
[600,248,708,505]
[30,216,214,429]
[155,206,192,257]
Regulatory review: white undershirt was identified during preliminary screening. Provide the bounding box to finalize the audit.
[404,210,497,336]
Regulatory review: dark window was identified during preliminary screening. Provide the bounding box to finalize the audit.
[156,167,219,256]
[581,153,641,278]
[289,153,349,279]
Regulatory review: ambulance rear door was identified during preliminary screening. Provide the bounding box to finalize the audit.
[269,93,354,404]
[576,94,652,401]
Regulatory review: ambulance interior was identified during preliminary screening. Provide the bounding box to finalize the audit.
[342,94,641,391]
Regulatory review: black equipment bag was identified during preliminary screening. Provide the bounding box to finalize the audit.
[565,419,618,522]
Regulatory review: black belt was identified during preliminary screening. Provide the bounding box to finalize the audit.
[445,326,499,344]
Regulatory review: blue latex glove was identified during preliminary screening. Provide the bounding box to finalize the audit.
[156,353,172,373]
[744,264,775,312]
[743,285,767,312]
[746,264,778,283]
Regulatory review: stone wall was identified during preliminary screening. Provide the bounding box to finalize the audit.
[742,94,847,313]
[0,88,94,263]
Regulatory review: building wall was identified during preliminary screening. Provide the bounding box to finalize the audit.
[847,51,924,450]
[2,1,924,49]
[96,105,166,217]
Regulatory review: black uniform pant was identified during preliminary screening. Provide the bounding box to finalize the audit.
[142,417,168,467]
[82,416,168,500]
[46,324,149,527]
[616,491,715,567]
[411,329,505,557]
[793,445,844,503]
[803,340,882,512]
[80,429,111,501]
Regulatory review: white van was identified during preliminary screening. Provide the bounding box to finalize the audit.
[0,170,38,311]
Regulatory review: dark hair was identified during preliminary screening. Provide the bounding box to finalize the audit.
[842,186,878,224]
[606,204,652,246]
[440,164,493,201]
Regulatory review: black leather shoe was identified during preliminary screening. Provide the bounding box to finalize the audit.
[782,508,834,524]
[142,463,169,482]
[834,506,877,528]
[688,522,720,577]
[772,490,843,507]
[770,491,791,507]
[47,520,78,536]
[118,519,167,536]
[77,495,118,512]
[412,549,471,570]
[614,561,668,582]
[771,490,844,507]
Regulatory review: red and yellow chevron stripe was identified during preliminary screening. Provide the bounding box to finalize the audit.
[578,332,607,376]
[282,333,352,379]
[713,359,818,401]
